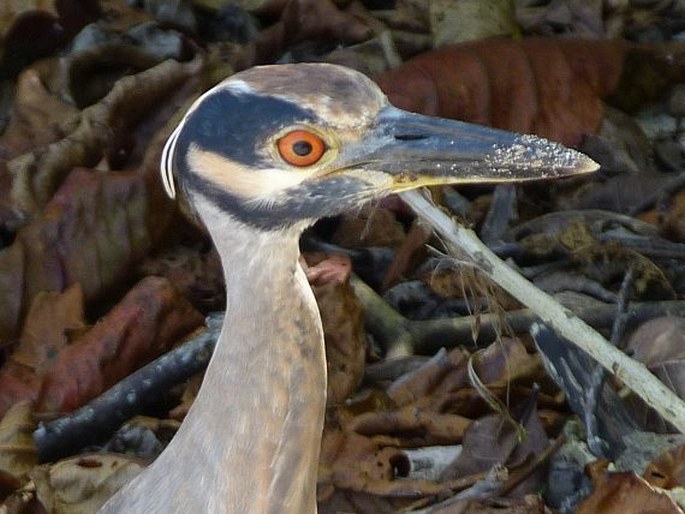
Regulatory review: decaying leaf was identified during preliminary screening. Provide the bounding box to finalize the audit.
[30,453,144,514]
[440,403,550,497]
[0,169,156,345]
[319,427,446,502]
[306,253,365,405]
[11,284,86,372]
[644,444,685,490]
[0,401,37,481]
[8,57,202,214]
[0,285,87,421]
[0,67,79,161]
[331,207,407,249]
[375,38,658,146]
[35,276,203,415]
[429,0,517,47]
[577,470,683,514]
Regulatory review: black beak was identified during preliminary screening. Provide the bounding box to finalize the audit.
[336,105,598,190]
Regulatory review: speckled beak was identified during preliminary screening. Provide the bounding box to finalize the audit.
[337,105,598,191]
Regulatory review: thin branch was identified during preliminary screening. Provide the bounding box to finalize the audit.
[400,189,685,433]
[33,314,222,462]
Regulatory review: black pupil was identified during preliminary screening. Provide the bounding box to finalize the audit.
[292,140,312,156]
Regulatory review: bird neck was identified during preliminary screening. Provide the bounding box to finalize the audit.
[193,198,326,513]
[100,197,326,514]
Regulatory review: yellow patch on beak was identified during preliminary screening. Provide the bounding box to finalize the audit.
[188,145,309,199]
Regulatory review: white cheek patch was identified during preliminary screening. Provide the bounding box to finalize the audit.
[188,145,309,200]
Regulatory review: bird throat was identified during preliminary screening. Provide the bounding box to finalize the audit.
[100,195,326,513]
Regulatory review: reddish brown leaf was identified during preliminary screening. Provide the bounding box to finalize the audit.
[0,363,41,422]
[375,38,628,146]
[577,471,682,514]
[0,167,174,346]
[0,287,86,436]
[319,427,446,500]
[305,253,353,287]
[34,276,203,415]
[382,218,432,290]
[303,252,365,405]
[644,444,685,490]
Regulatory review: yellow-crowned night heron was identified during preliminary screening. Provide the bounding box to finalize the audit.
[99,63,596,513]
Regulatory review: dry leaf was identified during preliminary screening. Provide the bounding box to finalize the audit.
[30,453,144,514]
[9,57,201,213]
[307,255,365,405]
[35,276,204,415]
[644,444,685,490]
[12,284,85,371]
[375,38,627,146]
[0,401,37,481]
[577,471,683,514]
[0,166,173,346]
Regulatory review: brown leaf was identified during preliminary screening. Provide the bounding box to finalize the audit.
[9,57,201,214]
[644,190,685,243]
[310,265,365,405]
[386,347,470,407]
[305,252,353,287]
[0,0,57,36]
[375,38,628,146]
[440,404,550,498]
[577,471,682,514]
[331,207,407,249]
[625,316,685,366]
[349,406,471,447]
[382,218,432,290]
[12,284,85,371]
[0,401,38,481]
[623,317,685,428]
[230,0,372,71]
[644,444,685,490]
[0,167,172,346]
[0,67,79,161]
[30,453,144,514]
[35,276,203,415]
[0,363,41,424]
[427,494,553,514]
[319,427,446,500]
[473,338,543,388]
[281,0,372,45]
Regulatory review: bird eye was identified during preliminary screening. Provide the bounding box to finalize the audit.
[277,130,326,167]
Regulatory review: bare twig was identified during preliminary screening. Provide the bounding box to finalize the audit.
[33,314,222,462]
[353,270,685,357]
[400,189,685,433]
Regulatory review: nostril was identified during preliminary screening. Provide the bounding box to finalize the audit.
[394,134,427,141]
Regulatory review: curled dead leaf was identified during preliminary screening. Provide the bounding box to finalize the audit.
[9,57,202,214]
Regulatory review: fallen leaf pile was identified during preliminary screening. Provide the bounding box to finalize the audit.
[2,0,685,513]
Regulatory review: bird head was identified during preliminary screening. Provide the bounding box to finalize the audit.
[162,63,597,231]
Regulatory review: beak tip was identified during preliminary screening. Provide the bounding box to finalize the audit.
[579,155,601,175]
